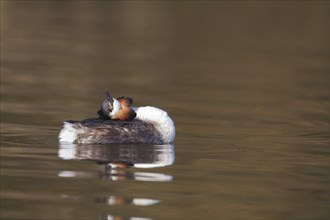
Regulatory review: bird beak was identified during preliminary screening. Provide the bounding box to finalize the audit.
[105,89,114,106]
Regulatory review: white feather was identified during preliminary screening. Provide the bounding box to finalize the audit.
[133,106,176,143]
[109,99,122,119]
[58,122,77,143]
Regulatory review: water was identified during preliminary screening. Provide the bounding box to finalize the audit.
[1,1,329,219]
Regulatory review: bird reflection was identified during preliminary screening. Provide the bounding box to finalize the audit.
[95,196,160,206]
[98,214,152,220]
[58,144,173,220]
[58,143,175,181]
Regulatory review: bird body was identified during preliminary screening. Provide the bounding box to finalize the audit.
[59,91,175,144]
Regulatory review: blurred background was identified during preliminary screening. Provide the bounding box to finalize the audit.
[1,1,329,220]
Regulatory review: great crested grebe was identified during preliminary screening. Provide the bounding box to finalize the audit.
[58,90,175,144]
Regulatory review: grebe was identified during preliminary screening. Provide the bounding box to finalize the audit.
[58,90,175,144]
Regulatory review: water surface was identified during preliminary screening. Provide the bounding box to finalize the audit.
[1,1,329,220]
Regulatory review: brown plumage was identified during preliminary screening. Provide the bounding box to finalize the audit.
[117,96,133,107]
[114,107,136,121]
[113,96,135,120]
[66,118,163,144]
[97,96,136,121]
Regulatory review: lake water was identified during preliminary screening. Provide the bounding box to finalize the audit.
[1,1,329,220]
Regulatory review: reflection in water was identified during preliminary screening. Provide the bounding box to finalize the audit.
[98,214,152,220]
[58,169,173,182]
[95,196,160,206]
[58,144,175,181]
[58,144,172,220]
[61,194,156,220]
[61,194,159,207]
[58,143,175,168]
